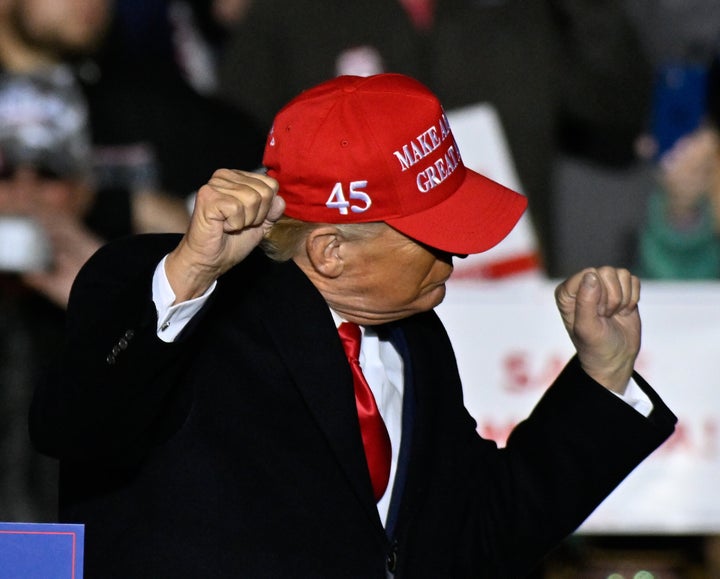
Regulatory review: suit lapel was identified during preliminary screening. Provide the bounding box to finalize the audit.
[380,324,415,538]
[249,257,384,528]
[386,314,442,538]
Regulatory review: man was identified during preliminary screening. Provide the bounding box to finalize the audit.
[30,74,676,578]
[0,69,100,301]
[0,69,189,306]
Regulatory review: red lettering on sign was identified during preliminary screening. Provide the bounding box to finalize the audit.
[502,351,566,393]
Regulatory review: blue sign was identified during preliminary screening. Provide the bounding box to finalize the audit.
[0,522,84,579]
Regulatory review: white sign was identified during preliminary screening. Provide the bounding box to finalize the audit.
[438,278,720,534]
[446,104,541,280]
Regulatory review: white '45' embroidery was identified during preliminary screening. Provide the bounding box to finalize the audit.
[326,180,372,215]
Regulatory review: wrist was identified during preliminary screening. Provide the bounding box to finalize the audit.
[165,243,221,303]
[579,357,635,396]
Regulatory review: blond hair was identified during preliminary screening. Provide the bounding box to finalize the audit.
[261,216,384,262]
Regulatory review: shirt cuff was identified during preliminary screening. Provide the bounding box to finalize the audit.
[611,377,654,417]
[152,255,216,342]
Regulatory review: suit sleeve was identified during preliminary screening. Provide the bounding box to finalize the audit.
[29,233,197,462]
[475,356,677,576]
[396,311,676,578]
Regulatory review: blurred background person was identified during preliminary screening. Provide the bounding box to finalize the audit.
[637,52,720,279]
[162,0,254,96]
[621,2,720,280]
[86,0,266,200]
[637,127,720,279]
[0,70,100,306]
[624,0,720,79]
[0,0,265,203]
[554,0,720,279]
[0,70,96,522]
[0,67,185,522]
[104,0,253,97]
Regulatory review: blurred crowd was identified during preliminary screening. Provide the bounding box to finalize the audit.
[1,0,720,575]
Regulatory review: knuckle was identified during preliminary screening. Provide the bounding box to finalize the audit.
[195,183,216,202]
[212,168,232,179]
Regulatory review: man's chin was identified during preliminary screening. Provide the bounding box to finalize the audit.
[425,283,447,309]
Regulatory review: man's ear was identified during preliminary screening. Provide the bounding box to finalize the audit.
[305,226,344,278]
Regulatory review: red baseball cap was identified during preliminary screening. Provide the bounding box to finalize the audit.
[263,73,527,255]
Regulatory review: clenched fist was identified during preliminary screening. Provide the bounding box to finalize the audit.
[555,266,641,394]
[165,169,285,302]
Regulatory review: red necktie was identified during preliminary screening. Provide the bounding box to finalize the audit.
[338,322,392,502]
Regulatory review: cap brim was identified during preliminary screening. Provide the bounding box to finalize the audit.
[385,169,528,255]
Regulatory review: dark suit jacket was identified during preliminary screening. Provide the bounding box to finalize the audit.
[30,234,676,578]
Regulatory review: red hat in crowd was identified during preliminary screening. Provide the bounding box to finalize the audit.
[263,73,527,255]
